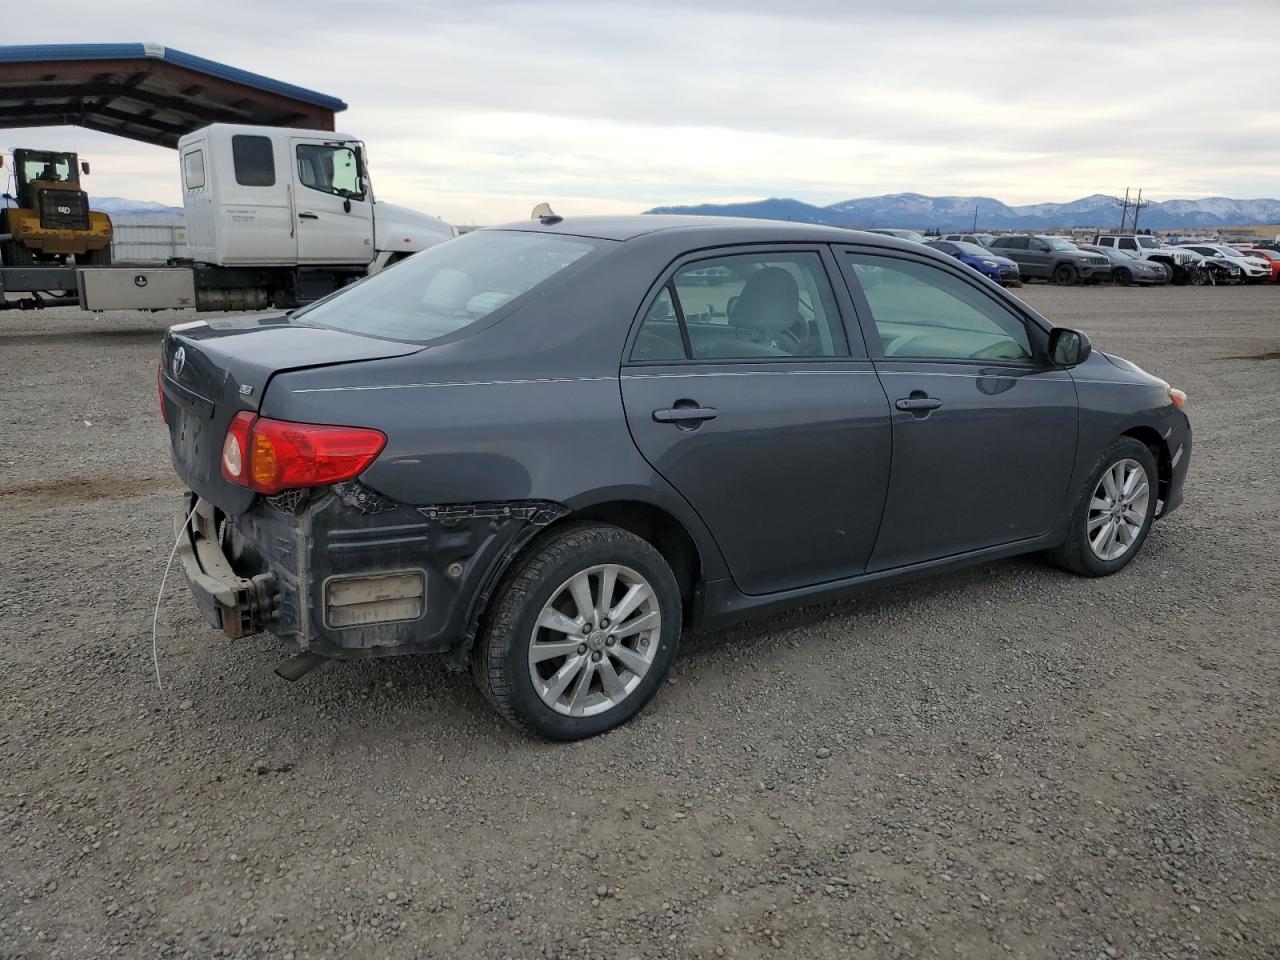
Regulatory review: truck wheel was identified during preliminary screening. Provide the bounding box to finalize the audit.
[472,523,681,740]
[1,240,35,268]
[1113,268,1132,286]
[1047,437,1158,578]
[77,246,112,266]
[1052,263,1078,285]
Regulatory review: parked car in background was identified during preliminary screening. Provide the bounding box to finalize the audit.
[1175,243,1272,283]
[1181,249,1242,285]
[1076,244,1169,286]
[988,234,1111,284]
[941,233,996,248]
[1094,234,1198,283]
[925,239,1021,285]
[1238,248,1280,282]
[865,228,929,244]
[160,216,1190,740]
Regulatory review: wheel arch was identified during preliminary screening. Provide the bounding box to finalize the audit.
[450,495,712,670]
[1121,425,1172,507]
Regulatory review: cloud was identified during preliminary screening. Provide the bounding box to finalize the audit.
[4,1,1279,222]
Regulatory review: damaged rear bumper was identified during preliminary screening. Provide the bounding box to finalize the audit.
[174,486,567,661]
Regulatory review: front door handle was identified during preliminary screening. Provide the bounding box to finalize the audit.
[298,212,319,220]
[653,406,718,424]
[895,396,943,411]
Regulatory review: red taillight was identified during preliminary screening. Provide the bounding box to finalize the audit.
[157,364,168,424]
[220,412,386,495]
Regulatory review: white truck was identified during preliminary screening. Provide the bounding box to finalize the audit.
[1093,234,1198,284]
[0,123,456,312]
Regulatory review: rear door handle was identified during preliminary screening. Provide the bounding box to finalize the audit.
[895,397,943,411]
[653,406,718,424]
[298,212,319,220]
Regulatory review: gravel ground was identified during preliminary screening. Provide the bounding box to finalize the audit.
[2,284,1278,960]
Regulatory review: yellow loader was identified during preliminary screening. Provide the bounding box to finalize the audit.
[1,148,112,266]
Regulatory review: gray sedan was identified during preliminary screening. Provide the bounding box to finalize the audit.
[161,216,1192,740]
[1077,244,1170,285]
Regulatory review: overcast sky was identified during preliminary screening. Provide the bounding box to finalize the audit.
[6,1,1280,223]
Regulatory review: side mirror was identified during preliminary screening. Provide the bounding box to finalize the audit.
[81,161,90,175]
[1049,327,1091,367]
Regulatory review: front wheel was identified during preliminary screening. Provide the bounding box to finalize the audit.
[1052,263,1079,285]
[1048,438,1159,577]
[473,524,681,740]
[77,246,112,266]
[1114,268,1132,286]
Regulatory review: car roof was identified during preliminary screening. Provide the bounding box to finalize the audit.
[484,214,926,251]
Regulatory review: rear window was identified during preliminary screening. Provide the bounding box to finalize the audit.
[295,230,600,341]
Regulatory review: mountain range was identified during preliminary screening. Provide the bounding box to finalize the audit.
[92,196,184,217]
[646,193,1280,231]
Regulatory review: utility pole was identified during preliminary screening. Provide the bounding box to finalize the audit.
[972,204,979,232]
[1115,188,1150,233]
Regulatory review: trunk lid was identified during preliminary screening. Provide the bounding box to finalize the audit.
[160,314,420,514]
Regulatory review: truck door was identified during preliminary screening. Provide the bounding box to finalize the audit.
[290,138,375,265]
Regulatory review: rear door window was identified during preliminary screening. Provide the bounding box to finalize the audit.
[231,135,275,187]
[631,251,848,362]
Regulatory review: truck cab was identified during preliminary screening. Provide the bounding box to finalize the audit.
[178,124,454,272]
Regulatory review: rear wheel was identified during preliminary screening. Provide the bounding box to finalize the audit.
[472,523,681,740]
[1052,263,1078,285]
[1048,437,1158,577]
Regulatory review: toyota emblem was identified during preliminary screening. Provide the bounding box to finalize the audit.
[172,346,186,377]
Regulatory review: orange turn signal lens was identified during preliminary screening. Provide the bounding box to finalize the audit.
[1168,387,1187,409]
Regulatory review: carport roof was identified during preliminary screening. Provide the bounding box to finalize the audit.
[0,43,347,148]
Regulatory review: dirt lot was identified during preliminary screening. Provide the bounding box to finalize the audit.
[2,284,1278,960]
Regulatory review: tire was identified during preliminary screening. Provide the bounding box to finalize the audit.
[1052,263,1078,285]
[1048,437,1159,577]
[0,240,35,268]
[1190,268,1209,287]
[472,523,682,740]
[77,246,112,266]
[1114,268,1132,286]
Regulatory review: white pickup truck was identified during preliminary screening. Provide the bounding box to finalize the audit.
[1093,234,1198,283]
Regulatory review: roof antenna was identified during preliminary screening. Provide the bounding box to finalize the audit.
[530,202,562,225]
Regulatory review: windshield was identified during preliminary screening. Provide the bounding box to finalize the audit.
[1137,236,1159,249]
[953,242,991,257]
[295,230,601,341]
[21,155,74,184]
[1045,238,1077,251]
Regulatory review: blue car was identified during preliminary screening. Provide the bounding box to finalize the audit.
[926,239,1021,286]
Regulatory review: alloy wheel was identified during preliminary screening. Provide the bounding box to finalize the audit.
[1087,459,1150,562]
[527,564,661,717]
